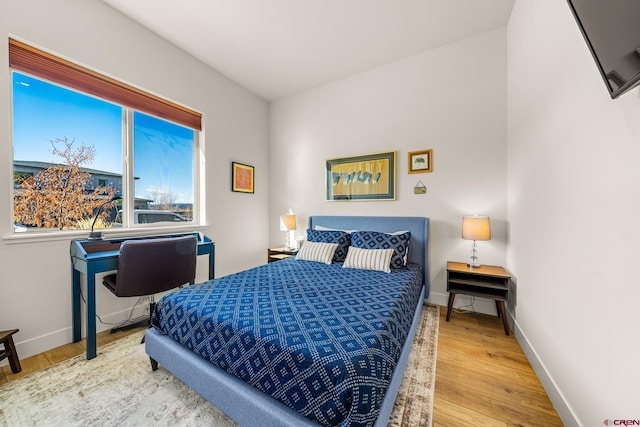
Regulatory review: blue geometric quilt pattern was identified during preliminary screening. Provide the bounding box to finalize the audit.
[152,258,422,427]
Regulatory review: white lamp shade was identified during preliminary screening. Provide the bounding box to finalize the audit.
[280,214,297,231]
[462,216,491,241]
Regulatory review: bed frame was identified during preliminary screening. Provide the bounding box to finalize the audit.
[145,216,430,426]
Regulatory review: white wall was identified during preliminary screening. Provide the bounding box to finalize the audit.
[0,0,269,359]
[507,0,640,425]
[270,28,508,311]
[7,2,631,423]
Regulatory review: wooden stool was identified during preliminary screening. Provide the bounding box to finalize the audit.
[0,329,22,373]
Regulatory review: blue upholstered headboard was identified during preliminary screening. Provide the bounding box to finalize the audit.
[308,216,430,297]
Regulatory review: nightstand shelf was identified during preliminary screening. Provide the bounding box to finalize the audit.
[267,247,298,263]
[446,261,511,335]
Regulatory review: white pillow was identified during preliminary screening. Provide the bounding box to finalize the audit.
[315,225,408,238]
[342,246,394,273]
[296,241,338,264]
[314,225,357,233]
[388,230,410,235]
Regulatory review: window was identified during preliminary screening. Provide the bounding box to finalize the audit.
[9,39,202,234]
[13,171,33,184]
[133,112,194,221]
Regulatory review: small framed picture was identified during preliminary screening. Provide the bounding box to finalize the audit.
[408,149,433,174]
[231,162,254,193]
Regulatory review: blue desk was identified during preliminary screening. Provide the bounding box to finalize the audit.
[70,232,214,359]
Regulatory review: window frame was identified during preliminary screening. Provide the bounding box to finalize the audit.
[8,38,204,240]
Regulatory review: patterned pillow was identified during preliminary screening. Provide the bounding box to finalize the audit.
[306,229,351,262]
[296,241,339,265]
[350,230,411,269]
[342,246,393,273]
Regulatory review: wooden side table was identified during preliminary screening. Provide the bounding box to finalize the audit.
[0,329,22,373]
[446,261,511,335]
[267,247,298,263]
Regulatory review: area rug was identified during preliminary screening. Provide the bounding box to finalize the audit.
[0,304,439,427]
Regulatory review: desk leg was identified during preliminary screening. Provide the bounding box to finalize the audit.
[446,292,456,322]
[72,267,81,343]
[208,246,215,280]
[86,265,97,359]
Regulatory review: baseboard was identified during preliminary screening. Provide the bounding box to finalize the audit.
[0,326,71,368]
[110,315,149,333]
[4,305,148,362]
[508,312,582,427]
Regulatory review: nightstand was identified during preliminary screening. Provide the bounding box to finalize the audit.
[446,261,511,335]
[267,247,298,263]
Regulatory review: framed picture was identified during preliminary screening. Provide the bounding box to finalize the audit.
[408,149,433,174]
[326,151,396,201]
[231,162,254,193]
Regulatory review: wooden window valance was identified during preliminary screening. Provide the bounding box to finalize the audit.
[8,38,202,131]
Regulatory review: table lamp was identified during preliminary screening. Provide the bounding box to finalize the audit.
[88,196,122,240]
[462,215,491,268]
[280,210,297,250]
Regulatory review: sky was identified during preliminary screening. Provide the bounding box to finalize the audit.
[12,72,194,204]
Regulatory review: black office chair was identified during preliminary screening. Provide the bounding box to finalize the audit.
[103,235,197,331]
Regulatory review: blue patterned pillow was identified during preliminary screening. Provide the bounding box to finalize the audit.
[306,229,351,262]
[351,230,411,269]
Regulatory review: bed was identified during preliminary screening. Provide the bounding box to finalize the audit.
[145,216,430,427]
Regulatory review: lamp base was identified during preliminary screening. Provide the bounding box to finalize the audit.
[87,231,103,240]
[284,230,297,251]
[467,240,480,268]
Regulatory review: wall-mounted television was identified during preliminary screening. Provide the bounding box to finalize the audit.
[566,0,640,99]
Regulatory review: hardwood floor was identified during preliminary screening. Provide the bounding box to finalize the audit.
[0,326,146,385]
[434,309,562,426]
[1,309,562,426]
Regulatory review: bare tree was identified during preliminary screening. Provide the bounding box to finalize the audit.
[148,188,176,211]
[14,137,116,230]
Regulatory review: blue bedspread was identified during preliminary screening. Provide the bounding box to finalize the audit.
[151,258,423,427]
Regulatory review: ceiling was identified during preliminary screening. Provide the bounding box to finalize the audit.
[101,0,515,101]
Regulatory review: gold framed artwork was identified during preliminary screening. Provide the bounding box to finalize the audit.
[231,162,254,193]
[408,149,433,174]
[326,151,396,201]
